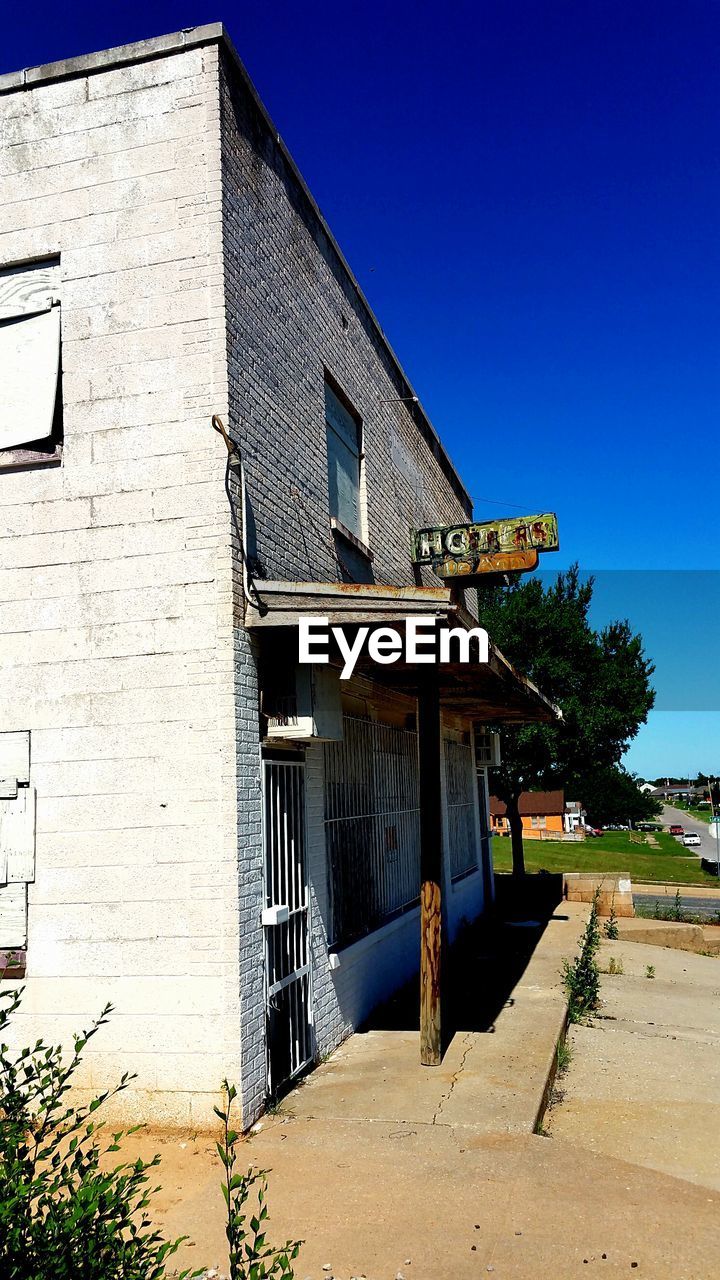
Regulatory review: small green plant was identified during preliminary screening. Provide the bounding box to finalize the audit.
[556,1037,573,1075]
[0,985,198,1280]
[642,892,696,924]
[562,893,601,1022]
[606,956,624,975]
[645,964,656,979]
[215,1081,301,1280]
[604,896,619,940]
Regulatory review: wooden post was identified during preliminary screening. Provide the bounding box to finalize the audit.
[418,678,442,1066]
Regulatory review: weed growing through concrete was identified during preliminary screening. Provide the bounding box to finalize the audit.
[215,1081,302,1280]
[603,896,619,940]
[645,888,688,922]
[556,1037,573,1074]
[606,956,624,975]
[562,892,601,1022]
[645,964,656,979]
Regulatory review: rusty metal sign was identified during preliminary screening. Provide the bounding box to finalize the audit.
[434,549,539,579]
[411,513,558,581]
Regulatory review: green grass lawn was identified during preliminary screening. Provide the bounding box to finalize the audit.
[492,829,717,884]
[677,806,712,824]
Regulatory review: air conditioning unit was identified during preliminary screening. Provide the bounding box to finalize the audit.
[265,665,343,741]
[474,729,501,769]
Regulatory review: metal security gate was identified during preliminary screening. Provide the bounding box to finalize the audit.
[324,716,421,947]
[262,758,313,1097]
[444,738,478,880]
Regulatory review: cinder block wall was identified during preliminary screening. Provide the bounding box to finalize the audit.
[217,47,471,589]
[0,44,244,1127]
[218,47,478,1121]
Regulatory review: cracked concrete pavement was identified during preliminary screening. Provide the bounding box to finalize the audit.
[548,937,720,1193]
[120,904,720,1278]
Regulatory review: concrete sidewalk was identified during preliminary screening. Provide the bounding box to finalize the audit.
[122,899,720,1277]
[282,903,585,1139]
[614,915,720,954]
[548,938,720,1193]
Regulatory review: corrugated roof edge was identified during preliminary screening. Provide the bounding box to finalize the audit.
[0,22,473,517]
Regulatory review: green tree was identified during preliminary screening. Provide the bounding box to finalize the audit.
[478,565,655,875]
[578,764,662,827]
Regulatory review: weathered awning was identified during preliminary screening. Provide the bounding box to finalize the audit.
[244,578,451,626]
[245,579,559,724]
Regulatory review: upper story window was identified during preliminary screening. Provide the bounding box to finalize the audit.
[325,379,363,542]
[0,258,63,469]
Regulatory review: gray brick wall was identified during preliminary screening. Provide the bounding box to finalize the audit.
[217,48,471,591]
[216,44,483,1121]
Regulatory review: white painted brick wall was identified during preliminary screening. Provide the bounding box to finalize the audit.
[0,44,242,1129]
[0,33,486,1133]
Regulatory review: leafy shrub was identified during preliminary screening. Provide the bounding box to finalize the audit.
[215,1081,301,1279]
[0,985,198,1280]
[1,987,302,1280]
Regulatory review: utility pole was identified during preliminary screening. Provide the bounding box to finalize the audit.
[710,778,720,878]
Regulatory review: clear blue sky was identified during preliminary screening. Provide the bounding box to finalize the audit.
[3,2,719,776]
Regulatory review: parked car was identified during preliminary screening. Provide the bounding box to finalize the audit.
[682,833,701,848]
[669,825,685,836]
[603,823,630,831]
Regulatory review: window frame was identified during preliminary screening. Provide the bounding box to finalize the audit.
[323,373,370,557]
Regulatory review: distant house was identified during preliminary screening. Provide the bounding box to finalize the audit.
[490,791,585,840]
[649,784,704,801]
[564,799,585,832]
[639,782,655,794]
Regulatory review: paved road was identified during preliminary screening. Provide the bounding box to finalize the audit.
[635,892,720,920]
[661,802,720,864]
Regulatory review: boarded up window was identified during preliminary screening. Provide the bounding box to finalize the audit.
[0,730,35,950]
[325,381,361,539]
[0,260,62,458]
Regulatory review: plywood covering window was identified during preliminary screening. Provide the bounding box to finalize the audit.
[0,259,62,468]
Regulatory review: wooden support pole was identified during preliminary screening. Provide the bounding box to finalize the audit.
[418,678,442,1066]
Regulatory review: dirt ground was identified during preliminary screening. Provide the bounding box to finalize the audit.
[123,1119,720,1280]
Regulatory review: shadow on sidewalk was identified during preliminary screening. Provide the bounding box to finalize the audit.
[362,873,565,1048]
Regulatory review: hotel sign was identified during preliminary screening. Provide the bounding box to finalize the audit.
[411,513,559,581]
